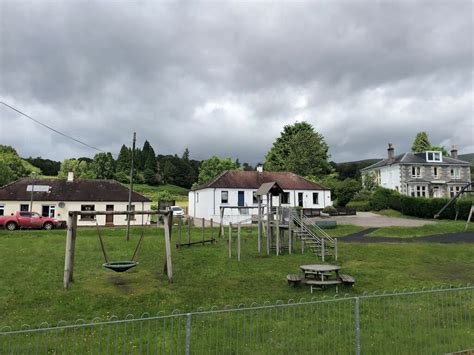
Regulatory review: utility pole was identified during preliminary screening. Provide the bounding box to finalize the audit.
[29,172,37,212]
[126,132,136,241]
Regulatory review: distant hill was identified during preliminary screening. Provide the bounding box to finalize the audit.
[333,158,381,180]
[459,153,474,165]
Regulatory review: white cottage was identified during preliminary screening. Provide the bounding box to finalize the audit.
[188,169,332,224]
[0,173,152,226]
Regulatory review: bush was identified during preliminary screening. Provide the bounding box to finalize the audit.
[399,196,472,220]
[335,178,362,207]
[322,205,337,214]
[347,200,371,212]
[352,190,372,201]
[368,187,401,211]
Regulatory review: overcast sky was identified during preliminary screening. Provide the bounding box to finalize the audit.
[0,0,472,164]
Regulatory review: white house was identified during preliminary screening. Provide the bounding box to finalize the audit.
[0,173,152,226]
[188,169,332,224]
[361,144,471,198]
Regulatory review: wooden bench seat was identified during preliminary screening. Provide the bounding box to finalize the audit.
[287,274,302,286]
[339,274,355,286]
[303,279,342,293]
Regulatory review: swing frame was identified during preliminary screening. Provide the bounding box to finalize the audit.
[63,209,173,290]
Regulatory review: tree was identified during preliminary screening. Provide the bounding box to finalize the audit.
[182,148,190,161]
[411,132,431,152]
[0,145,35,180]
[25,157,61,176]
[116,145,131,174]
[58,159,93,179]
[91,152,115,179]
[196,156,239,185]
[335,178,362,206]
[431,145,449,156]
[0,160,14,186]
[362,172,377,191]
[264,121,332,176]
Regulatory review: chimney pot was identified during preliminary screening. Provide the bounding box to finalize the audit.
[450,145,458,160]
[256,165,263,173]
[67,172,74,182]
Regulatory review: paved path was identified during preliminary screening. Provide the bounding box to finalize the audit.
[342,228,474,244]
[314,212,437,228]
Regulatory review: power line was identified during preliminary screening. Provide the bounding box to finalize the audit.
[0,101,115,156]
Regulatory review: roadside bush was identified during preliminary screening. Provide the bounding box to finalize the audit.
[322,205,337,215]
[352,190,372,201]
[368,187,401,211]
[398,196,472,220]
[335,178,362,207]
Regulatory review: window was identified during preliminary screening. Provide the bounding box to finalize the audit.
[126,204,136,221]
[196,192,199,203]
[411,166,421,178]
[281,192,290,204]
[42,205,55,218]
[80,204,95,221]
[312,192,319,205]
[426,151,442,162]
[450,186,461,197]
[19,212,32,217]
[252,192,258,204]
[0,204,4,216]
[221,191,229,204]
[410,185,426,197]
[450,168,460,179]
[20,204,29,212]
[433,167,439,178]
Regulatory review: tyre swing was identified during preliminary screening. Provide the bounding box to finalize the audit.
[95,215,150,273]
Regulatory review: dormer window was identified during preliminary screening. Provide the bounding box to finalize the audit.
[426,151,442,163]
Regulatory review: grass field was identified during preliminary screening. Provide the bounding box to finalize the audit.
[1,225,474,328]
[132,184,189,206]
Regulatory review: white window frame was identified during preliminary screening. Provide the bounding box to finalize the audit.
[80,204,96,221]
[411,166,421,178]
[0,204,4,216]
[42,204,56,218]
[450,167,460,179]
[126,204,136,221]
[221,191,229,204]
[281,192,290,204]
[426,151,442,163]
[312,192,319,205]
[252,191,258,204]
[450,186,461,197]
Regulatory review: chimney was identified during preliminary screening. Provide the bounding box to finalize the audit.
[387,143,394,162]
[451,145,458,160]
[256,165,263,173]
[67,171,74,182]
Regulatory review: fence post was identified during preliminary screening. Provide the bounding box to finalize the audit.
[210,218,214,241]
[185,313,192,355]
[237,222,241,261]
[355,297,360,355]
[321,238,325,262]
[228,222,232,258]
[334,238,338,261]
[202,218,205,245]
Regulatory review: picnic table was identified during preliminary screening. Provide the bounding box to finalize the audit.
[300,264,342,293]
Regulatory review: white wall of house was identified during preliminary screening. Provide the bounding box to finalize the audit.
[189,188,331,224]
[0,200,152,226]
[379,165,401,190]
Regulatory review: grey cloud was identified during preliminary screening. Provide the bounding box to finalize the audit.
[0,0,472,164]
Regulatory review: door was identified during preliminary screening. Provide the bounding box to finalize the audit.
[298,192,304,207]
[433,187,441,198]
[106,205,114,226]
[238,191,245,207]
[18,212,32,227]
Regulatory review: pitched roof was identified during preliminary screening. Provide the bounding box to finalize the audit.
[0,178,151,202]
[256,182,284,196]
[361,152,471,171]
[193,171,328,191]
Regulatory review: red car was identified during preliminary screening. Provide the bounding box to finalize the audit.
[0,211,59,231]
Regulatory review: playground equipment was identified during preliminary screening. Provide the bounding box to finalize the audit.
[175,217,216,248]
[95,215,149,272]
[219,181,337,261]
[435,182,473,231]
[63,209,174,289]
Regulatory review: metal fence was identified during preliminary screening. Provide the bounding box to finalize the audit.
[1,285,473,354]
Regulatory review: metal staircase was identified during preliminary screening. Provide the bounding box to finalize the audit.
[290,209,337,261]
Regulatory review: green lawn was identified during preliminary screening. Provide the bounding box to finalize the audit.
[1,225,473,328]
[367,220,474,237]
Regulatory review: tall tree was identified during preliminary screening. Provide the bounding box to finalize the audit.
[91,152,116,179]
[411,132,432,152]
[58,159,94,179]
[196,156,239,185]
[264,121,332,176]
[182,148,190,161]
[116,145,131,174]
[0,160,14,186]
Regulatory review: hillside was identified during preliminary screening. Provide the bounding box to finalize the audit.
[334,158,381,179]
[132,183,189,206]
[459,153,474,165]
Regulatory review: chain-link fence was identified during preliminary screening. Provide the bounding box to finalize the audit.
[1,285,473,354]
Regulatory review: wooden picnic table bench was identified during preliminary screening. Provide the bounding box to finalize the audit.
[287,274,302,286]
[303,279,342,293]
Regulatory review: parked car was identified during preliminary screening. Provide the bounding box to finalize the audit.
[170,206,185,217]
[0,211,59,231]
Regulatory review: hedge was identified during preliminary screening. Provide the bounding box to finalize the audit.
[347,200,371,212]
[367,187,472,220]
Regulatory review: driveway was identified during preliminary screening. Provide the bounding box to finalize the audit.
[313,212,437,228]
